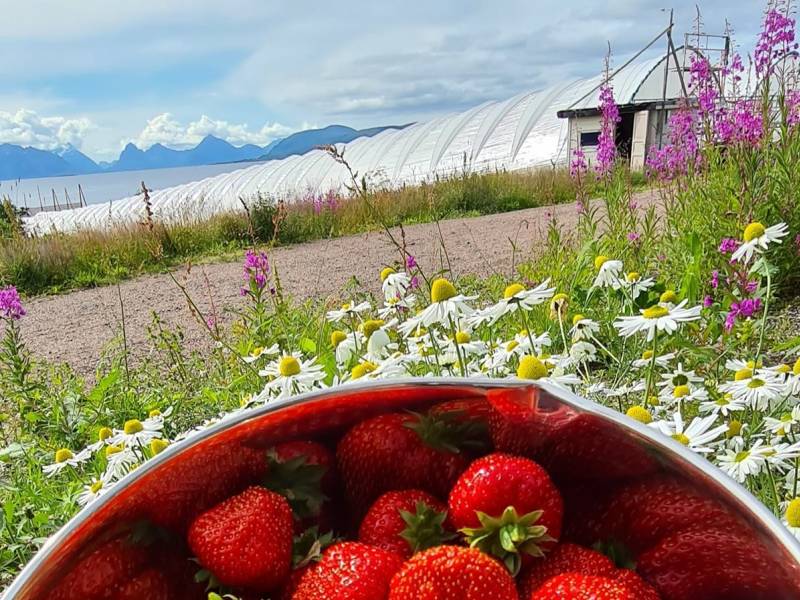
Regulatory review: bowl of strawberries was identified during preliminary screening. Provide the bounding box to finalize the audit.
[7,379,800,600]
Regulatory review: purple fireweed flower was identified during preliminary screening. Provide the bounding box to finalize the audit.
[570,147,588,179]
[645,105,699,181]
[788,90,800,128]
[689,54,717,117]
[595,84,620,178]
[725,297,764,332]
[406,255,417,269]
[242,250,270,291]
[744,280,759,294]
[703,295,714,308]
[206,315,217,330]
[719,238,741,254]
[627,232,641,245]
[410,275,420,290]
[0,286,25,320]
[755,5,798,77]
[711,270,720,290]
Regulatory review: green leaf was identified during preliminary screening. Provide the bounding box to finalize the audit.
[299,337,317,354]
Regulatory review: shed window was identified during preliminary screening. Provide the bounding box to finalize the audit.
[580,131,601,147]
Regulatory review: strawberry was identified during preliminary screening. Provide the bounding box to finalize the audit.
[486,386,567,457]
[448,452,563,574]
[115,567,174,599]
[264,441,337,529]
[336,412,473,515]
[188,486,293,592]
[517,543,616,597]
[427,397,493,452]
[48,537,149,600]
[388,545,519,600]
[358,489,455,558]
[290,541,404,600]
[530,573,636,599]
[613,569,660,600]
[637,525,792,600]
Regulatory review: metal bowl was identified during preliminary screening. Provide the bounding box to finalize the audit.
[6,378,800,599]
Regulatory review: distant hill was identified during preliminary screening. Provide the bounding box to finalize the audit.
[0,124,410,181]
[261,124,408,161]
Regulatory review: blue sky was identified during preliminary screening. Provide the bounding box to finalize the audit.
[0,1,767,161]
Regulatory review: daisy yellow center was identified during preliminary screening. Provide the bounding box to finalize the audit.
[671,433,690,445]
[331,330,347,347]
[89,480,104,494]
[250,346,264,357]
[734,368,753,381]
[660,290,678,304]
[641,350,654,360]
[743,222,765,242]
[380,267,396,282]
[594,255,609,270]
[746,360,762,369]
[503,283,526,299]
[54,448,73,463]
[455,331,471,344]
[123,419,143,435]
[98,427,113,442]
[572,314,585,326]
[361,319,385,339]
[647,395,660,406]
[727,420,743,438]
[626,272,640,283]
[279,356,301,377]
[149,439,169,455]
[747,378,765,389]
[341,302,351,311]
[734,450,750,463]
[776,364,791,374]
[148,409,161,418]
[673,385,690,398]
[781,413,793,422]
[105,445,123,457]
[794,358,800,375]
[506,340,519,352]
[642,305,669,319]
[626,405,652,424]
[517,356,548,380]
[786,498,800,528]
[431,278,457,303]
[351,361,377,380]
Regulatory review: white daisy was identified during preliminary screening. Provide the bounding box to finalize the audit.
[333,331,364,365]
[650,412,728,454]
[717,439,768,483]
[661,383,709,405]
[381,269,412,301]
[699,393,747,416]
[765,406,800,436]
[242,343,280,364]
[103,445,140,479]
[377,295,417,320]
[613,300,702,341]
[257,353,327,399]
[399,279,476,336]
[569,315,601,341]
[632,351,677,369]
[657,364,703,390]
[326,300,371,323]
[592,256,623,289]
[107,414,165,448]
[77,472,116,506]
[568,341,597,364]
[473,280,555,326]
[618,272,656,299]
[731,222,789,263]
[765,441,800,472]
[42,447,92,477]
[719,369,786,410]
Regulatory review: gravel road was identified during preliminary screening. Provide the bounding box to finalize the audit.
[20,191,656,376]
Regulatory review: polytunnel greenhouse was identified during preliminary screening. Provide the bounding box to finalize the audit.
[24,51,687,235]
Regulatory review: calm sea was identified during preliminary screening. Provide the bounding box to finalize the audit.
[0,161,262,210]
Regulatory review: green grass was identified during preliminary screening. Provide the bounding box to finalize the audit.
[0,167,645,297]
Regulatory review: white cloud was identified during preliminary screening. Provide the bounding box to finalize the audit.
[131,113,297,149]
[0,109,94,149]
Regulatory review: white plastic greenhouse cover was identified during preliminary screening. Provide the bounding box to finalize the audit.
[24,54,674,235]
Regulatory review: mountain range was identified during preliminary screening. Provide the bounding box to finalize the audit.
[0,124,408,181]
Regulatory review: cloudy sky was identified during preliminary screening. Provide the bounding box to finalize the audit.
[0,1,767,161]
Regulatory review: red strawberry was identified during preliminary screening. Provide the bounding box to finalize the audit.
[116,567,174,599]
[358,489,454,558]
[428,397,493,452]
[448,452,563,574]
[637,525,792,600]
[590,476,737,555]
[388,545,519,600]
[264,441,337,529]
[188,486,293,592]
[486,386,568,457]
[336,413,472,515]
[48,537,149,600]
[517,543,616,597]
[613,569,660,600]
[290,541,404,600]
[530,573,636,599]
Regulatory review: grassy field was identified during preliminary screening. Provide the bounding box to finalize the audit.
[2,3,800,592]
[0,167,636,297]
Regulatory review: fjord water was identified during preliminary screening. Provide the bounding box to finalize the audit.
[1,161,262,209]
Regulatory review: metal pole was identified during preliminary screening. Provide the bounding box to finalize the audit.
[657,9,674,149]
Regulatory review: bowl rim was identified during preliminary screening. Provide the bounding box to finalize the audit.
[6,376,800,598]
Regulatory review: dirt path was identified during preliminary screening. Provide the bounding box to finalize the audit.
[20,191,657,376]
